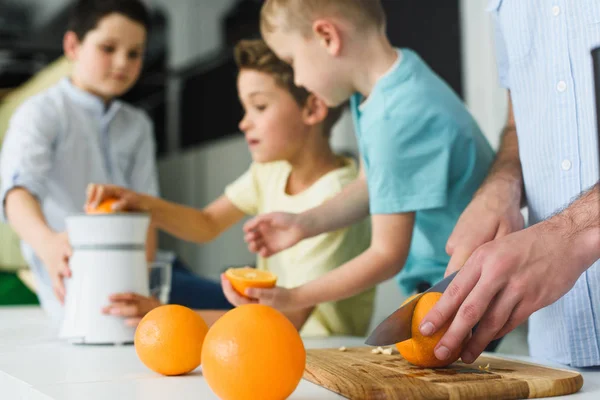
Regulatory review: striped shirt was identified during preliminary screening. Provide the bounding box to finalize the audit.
[0,78,159,320]
[488,0,600,366]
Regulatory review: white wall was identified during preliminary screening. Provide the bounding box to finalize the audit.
[150,0,237,69]
[459,0,508,149]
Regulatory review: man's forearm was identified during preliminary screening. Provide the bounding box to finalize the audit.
[480,124,525,206]
[547,182,600,268]
[302,177,370,237]
[477,95,526,209]
[5,188,55,251]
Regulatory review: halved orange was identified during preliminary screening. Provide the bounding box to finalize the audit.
[225,267,277,298]
[86,198,119,214]
[396,292,464,368]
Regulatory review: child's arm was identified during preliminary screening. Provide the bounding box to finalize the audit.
[220,274,314,331]
[5,189,72,302]
[300,170,370,236]
[1,97,71,302]
[246,213,414,310]
[86,184,246,244]
[147,195,246,243]
[244,174,369,257]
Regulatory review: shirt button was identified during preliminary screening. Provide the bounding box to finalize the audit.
[552,6,561,16]
[561,159,572,171]
[557,81,567,92]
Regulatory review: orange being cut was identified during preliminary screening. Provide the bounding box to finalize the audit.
[135,305,209,376]
[396,292,464,368]
[86,197,120,214]
[201,304,306,400]
[225,267,277,298]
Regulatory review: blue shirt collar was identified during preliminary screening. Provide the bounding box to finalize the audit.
[354,48,415,117]
[371,48,414,93]
[59,77,122,118]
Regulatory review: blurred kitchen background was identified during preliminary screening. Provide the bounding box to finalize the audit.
[0,0,522,350]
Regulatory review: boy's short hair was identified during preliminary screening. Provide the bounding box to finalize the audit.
[67,0,151,40]
[261,0,386,36]
[234,39,343,137]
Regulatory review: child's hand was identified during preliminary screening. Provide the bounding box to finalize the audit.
[102,292,162,327]
[221,274,298,311]
[243,212,307,257]
[244,286,297,311]
[38,232,72,304]
[221,274,257,307]
[85,183,146,212]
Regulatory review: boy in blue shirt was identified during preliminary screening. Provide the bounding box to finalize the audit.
[244,0,495,327]
[0,0,230,321]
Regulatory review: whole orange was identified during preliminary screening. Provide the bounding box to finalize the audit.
[225,267,277,298]
[135,305,208,376]
[202,304,305,400]
[396,292,463,368]
[86,198,119,214]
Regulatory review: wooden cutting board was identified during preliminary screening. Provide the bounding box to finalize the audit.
[303,347,583,399]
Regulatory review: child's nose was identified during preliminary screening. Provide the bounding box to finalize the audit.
[239,116,251,132]
[114,52,129,68]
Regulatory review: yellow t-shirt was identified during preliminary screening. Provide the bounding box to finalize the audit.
[225,158,374,337]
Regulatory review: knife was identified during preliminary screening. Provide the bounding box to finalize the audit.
[365,271,458,346]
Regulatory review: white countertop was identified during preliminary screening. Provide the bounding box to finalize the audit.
[1,306,599,400]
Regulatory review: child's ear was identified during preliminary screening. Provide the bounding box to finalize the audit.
[302,94,329,126]
[63,31,81,62]
[312,19,342,56]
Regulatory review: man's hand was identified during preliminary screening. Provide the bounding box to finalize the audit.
[445,183,524,277]
[38,232,72,303]
[102,292,162,327]
[243,212,309,257]
[85,183,146,212]
[421,219,590,364]
[445,94,525,277]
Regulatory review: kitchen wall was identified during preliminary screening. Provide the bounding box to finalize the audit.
[460,0,508,149]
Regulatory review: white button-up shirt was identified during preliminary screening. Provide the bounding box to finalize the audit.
[0,78,159,318]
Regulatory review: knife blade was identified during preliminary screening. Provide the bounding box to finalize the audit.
[365,271,458,346]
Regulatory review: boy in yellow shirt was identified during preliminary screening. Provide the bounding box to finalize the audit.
[86,39,374,336]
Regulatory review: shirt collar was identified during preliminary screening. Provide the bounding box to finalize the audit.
[358,48,412,112]
[59,77,122,118]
